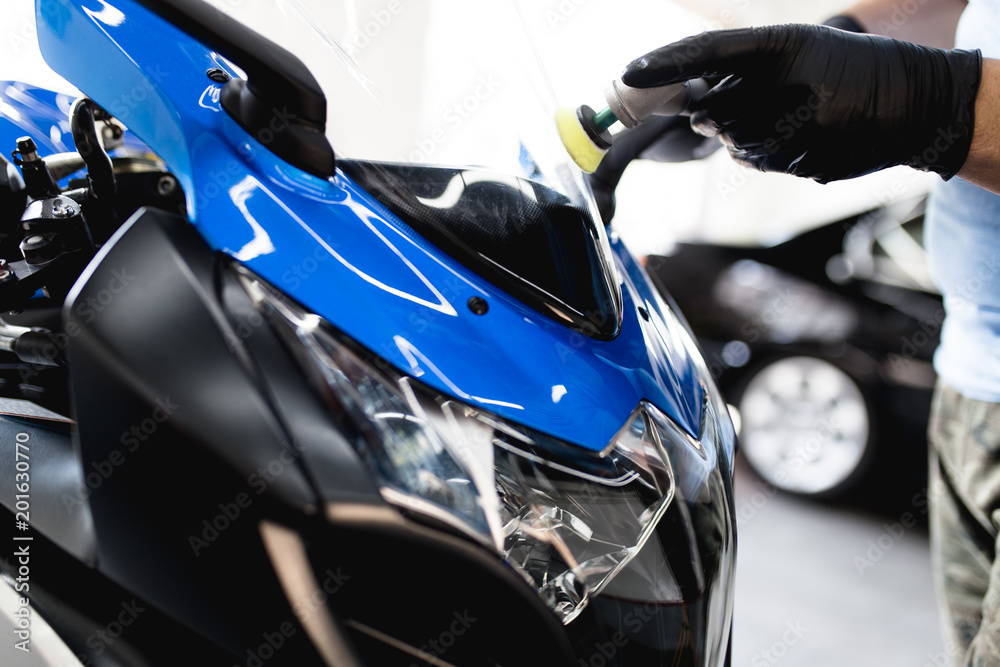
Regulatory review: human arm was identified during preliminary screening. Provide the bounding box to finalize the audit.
[835,0,967,47]
[959,58,1000,192]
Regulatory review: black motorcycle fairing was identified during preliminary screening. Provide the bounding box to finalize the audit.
[56,198,581,667]
[51,205,735,666]
[0,509,241,666]
[289,507,579,667]
[217,262,384,507]
[338,160,623,340]
[64,206,320,509]
[63,206,330,659]
[0,415,94,564]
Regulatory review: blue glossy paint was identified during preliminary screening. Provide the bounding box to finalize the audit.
[0,80,157,181]
[32,0,704,449]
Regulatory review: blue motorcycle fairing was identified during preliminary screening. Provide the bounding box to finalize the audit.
[0,80,159,180]
[34,0,704,450]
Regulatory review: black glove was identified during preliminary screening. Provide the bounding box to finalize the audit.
[621,25,983,182]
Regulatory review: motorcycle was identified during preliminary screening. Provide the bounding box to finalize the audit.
[0,1,736,665]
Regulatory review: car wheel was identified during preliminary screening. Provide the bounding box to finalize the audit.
[735,355,874,499]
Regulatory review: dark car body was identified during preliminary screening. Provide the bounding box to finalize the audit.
[646,198,938,504]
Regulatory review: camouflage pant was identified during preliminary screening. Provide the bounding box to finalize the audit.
[929,382,1000,666]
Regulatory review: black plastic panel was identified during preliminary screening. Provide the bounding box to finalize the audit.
[217,263,384,507]
[303,513,578,667]
[63,207,324,658]
[0,414,93,564]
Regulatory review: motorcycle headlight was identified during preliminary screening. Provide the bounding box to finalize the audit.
[236,267,727,624]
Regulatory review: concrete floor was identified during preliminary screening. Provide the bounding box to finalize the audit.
[732,460,944,667]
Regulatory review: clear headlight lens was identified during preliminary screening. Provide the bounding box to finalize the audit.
[237,268,722,624]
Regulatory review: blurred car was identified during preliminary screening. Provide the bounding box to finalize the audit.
[646,197,939,501]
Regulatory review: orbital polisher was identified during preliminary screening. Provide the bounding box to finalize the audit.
[556,77,708,173]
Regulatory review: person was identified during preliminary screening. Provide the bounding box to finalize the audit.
[620,1,1000,664]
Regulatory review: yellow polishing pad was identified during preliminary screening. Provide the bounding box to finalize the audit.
[556,108,608,174]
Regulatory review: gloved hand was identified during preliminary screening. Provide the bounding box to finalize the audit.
[621,25,983,182]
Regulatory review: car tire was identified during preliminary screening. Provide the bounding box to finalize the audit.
[733,355,876,499]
